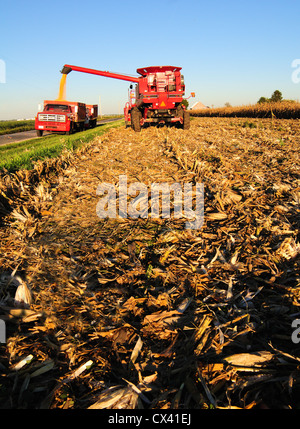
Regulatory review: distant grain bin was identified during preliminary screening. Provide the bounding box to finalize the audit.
[190,101,209,110]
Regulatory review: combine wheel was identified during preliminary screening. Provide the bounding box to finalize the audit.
[36,130,43,137]
[131,109,142,132]
[183,110,190,130]
[177,105,184,118]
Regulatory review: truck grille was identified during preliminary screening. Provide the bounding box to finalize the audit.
[38,114,66,122]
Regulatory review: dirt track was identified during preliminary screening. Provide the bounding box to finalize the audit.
[0,117,300,409]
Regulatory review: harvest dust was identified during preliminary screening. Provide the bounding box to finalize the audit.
[0,117,299,409]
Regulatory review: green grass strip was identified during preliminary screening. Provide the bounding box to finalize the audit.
[0,116,123,136]
[0,120,35,135]
[0,120,124,173]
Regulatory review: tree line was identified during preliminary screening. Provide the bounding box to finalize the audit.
[257,90,295,104]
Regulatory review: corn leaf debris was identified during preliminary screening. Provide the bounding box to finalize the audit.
[0,117,299,409]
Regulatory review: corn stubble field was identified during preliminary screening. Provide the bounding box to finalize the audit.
[0,113,299,409]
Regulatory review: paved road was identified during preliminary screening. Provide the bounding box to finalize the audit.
[0,118,123,146]
[0,130,51,146]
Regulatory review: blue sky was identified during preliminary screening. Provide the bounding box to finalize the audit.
[0,0,299,119]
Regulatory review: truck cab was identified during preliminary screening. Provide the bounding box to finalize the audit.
[35,100,87,136]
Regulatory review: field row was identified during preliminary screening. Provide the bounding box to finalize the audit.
[190,101,300,119]
[0,119,35,136]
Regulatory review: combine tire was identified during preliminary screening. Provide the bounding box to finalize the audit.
[131,109,142,132]
[36,130,43,137]
[177,105,184,118]
[183,111,190,130]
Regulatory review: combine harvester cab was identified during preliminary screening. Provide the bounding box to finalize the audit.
[35,100,97,136]
[61,64,194,132]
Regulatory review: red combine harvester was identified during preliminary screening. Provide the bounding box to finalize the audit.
[35,100,98,136]
[60,64,194,132]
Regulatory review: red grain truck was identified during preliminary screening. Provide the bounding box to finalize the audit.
[86,104,98,128]
[35,100,98,136]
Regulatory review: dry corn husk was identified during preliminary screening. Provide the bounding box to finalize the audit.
[14,277,32,308]
[223,351,274,367]
[0,117,300,410]
[12,354,34,371]
[277,237,300,260]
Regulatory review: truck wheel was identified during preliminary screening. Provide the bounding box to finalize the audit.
[183,111,190,130]
[36,130,43,137]
[131,109,142,132]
